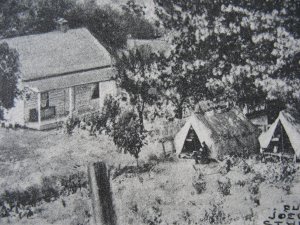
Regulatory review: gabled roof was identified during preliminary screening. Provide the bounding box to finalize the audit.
[259,109,300,157]
[1,28,112,81]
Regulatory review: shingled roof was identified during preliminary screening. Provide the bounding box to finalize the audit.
[1,28,112,82]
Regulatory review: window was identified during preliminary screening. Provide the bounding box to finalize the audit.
[41,92,49,109]
[91,83,99,99]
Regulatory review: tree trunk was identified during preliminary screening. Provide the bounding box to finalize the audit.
[138,110,144,131]
[176,104,183,119]
[138,101,145,132]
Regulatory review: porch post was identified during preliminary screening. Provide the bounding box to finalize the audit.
[69,86,75,117]
[99,82,101,111]
[37,92,41,128]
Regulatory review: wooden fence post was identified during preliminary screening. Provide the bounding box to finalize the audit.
[88,162,117,225]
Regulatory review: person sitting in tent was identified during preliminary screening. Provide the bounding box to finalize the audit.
[192,150,201,164]
[199,141,210,163]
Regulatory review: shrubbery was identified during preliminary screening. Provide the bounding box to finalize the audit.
[142,206,163,225]
[0,172,88,218]
[236,180,246,187]
[65,116,80,135]
[192,171,207,194]
[262,162,297,184]
[203,203,228,224]
[241,160,252,174]
[217,177,231,196]
[248,182,259,195]
[64,95,120,136]
[282,184,291,195]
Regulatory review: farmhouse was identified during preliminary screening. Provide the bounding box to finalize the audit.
[2,27,117,130]
[174,108,260,159]
[259,109,300,162]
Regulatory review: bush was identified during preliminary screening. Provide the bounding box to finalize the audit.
[263,162,297,184]
[236,180,246,187]
[203,203,227,224]
[0,172,89,219]
[91,95,120,135]
[248,182,259,195]
[219,157,234,175]
[193,179,207,194]
[217,177,231,196]
[252,172,265,184]
[192,166,206,194]
[60,171,88,195]
[241,161,252,174]
[282,184,291,195]
[41,176,60,203]
[64,116,80,135]
[142,206,162,225]
[280,163,297,183]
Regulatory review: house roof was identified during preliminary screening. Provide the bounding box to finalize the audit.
[174,107,259,157]
[1,28,112,81]
[259,109,300,157]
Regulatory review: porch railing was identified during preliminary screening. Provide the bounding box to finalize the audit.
[41,106,56,121]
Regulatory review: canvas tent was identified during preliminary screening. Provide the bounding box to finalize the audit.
[174,108,260,159]
[259,110,300,161]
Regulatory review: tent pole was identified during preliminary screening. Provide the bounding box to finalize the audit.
[280,122,284,154]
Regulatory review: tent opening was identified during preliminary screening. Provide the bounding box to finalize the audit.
[181,126,201,154]
[266,121,295,156]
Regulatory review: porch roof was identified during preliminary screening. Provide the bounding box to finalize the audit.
[24,67,115,92]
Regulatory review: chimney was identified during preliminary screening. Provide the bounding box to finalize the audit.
[56,18,69,32]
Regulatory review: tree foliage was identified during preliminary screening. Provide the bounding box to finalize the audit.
[112,111,147,167]
[0,0,158,50]
[154,0,300,111]
[116,46,160,130]
[0,42,19,115]
[121,0,159,40]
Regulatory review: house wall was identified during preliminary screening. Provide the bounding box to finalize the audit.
[99,80,117,108]
[49,88,70,117]
[74,83,100,115]
[23,80,117,127]
[24,91,38,122]
[73,80,117,115]
[24,88,70,122]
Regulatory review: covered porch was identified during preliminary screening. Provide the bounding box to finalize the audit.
[24,82,102,130]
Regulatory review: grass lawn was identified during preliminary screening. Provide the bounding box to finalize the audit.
[0,128,299,225]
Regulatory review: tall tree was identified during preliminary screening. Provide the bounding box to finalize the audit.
[0,42,20,118]
[0,0,158,51]
[116,46,160,131]
[154,0,300,112]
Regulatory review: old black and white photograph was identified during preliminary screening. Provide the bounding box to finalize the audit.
[0,0,299,224]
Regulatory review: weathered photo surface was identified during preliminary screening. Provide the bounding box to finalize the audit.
[0,0,299,224]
